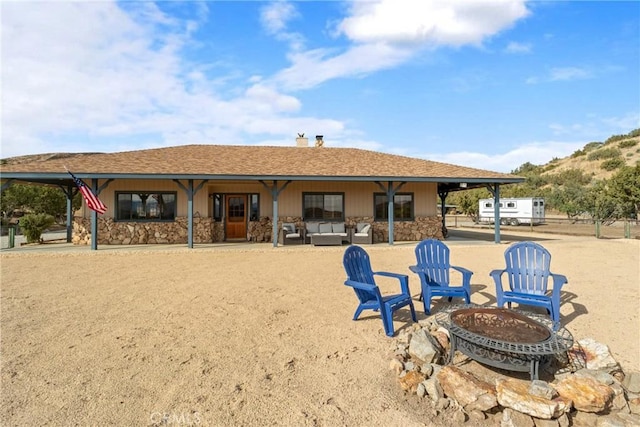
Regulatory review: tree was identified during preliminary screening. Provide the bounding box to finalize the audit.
[583,181,619,224]
[1,184,38,220]
[606,164,640,220]
[1,183,80,223]
[548,184,589,220]
[448,188,490,222]
[547,168,593,186]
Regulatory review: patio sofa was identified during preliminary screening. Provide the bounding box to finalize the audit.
[305,222,350,245]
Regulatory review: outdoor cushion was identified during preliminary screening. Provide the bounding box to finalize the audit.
[283,223,296,233]
[332,223,346,233]
[319,223,333,233]
[356,223,370,233]
[306,222,320,233]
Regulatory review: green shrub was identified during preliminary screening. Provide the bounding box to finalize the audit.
[583,142,603,151]
[18,213,54,243]
[619,139,638,149]
[601,158,625,171]
[628,128,640,138]
[571,149,586,158]
[587,147,621,161]
[605,134,627,144]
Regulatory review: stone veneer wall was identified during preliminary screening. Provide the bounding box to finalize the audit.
[73,216,443,245]
[73,217,214,245]
[369,216,444,243]
[246,216,443,243]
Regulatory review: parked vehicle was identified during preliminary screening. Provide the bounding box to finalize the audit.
[478,197,545,226]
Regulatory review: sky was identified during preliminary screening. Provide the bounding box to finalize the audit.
[1,0,639,173]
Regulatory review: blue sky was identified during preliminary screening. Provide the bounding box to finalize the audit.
[2,1,639,172]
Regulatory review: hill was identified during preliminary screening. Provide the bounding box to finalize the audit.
[538,130,640,181]
[0,152,101,166]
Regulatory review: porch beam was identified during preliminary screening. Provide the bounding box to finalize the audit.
[260,180,292,248]
[486,183,501,244]
[375,181,406,245]
[174,179,209,248]
[437,187,449,238]
[58,184,79,243]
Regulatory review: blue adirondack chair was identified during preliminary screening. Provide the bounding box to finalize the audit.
[342,246,417,337]
[409,239,473,315]
[490,241,567,330]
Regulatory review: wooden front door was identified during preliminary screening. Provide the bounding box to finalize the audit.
[225,195,247,240]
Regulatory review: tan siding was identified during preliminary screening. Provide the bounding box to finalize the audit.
[403,182,437,216]
[235,181,438,218]
[81,179,438,219]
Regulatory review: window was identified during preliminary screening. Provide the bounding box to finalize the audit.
[116,192,176,221]
[303,193,344,221]
[506,202,516,208]
[484,202,493,208]
[249,194,260,221]
[213,194,222,221]
[212,193,259,221]
[374,193,413,221]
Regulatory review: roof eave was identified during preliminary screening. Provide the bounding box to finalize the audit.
[1,172,524,184]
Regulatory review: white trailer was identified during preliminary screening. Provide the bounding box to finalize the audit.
[478,197,545,226]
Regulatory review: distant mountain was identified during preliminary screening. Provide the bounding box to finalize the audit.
[539,130,640,181]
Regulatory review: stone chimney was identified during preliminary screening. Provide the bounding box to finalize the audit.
[296,133,308,147]
[315,135,324,147]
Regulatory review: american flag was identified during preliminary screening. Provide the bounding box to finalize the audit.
[67,170,107,214]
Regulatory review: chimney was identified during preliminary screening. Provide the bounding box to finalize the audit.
[315,135,324,147]
[296,133,308,147]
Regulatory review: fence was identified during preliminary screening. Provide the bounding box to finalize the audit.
[446,215,639,240]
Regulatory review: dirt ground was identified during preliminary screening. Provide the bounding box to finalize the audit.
[1,229,638,426]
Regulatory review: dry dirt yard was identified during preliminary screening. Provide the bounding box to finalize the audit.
[1,230,638,426]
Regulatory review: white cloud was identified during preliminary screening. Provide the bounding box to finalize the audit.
[336,0,530,47]
[549,67,592,81]
[273,43,414,90]
[272,0,530,90]
[549,112,640,139]
[259,2,305,51]
[527,66,593,84]
[0,1,345,158]
[422,140,585,173]
[504,41,531,54]
[261,1,297,35]
[600,112,640,131]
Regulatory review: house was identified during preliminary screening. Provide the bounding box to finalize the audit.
[0,137,524,249]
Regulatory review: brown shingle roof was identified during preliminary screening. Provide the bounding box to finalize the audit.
[0,144,520,181]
